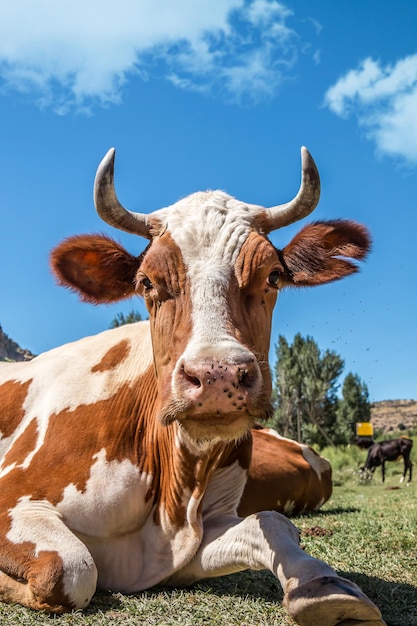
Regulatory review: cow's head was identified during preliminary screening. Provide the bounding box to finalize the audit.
[50,148,370,443]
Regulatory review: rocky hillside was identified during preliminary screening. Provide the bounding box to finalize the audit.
[371,399,417,434]
[0,325,34,362]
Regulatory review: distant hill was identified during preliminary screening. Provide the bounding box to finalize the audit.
[0,325,35,362]
[371,399,417,435]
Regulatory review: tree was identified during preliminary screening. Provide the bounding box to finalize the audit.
[109,310,143,328]
[271,333,344,447]
[337,373,371,443]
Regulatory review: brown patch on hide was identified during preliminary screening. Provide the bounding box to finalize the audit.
[0,380,32,439]
[1,419,38,468]
[91,339,131,373]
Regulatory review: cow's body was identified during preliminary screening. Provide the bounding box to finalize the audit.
[239,427,332,517]
[0,148,385,625]
[361,438,413,483]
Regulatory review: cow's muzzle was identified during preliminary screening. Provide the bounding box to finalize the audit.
[175,354,262,415]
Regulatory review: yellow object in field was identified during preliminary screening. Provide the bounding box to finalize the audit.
[356,422,374,437]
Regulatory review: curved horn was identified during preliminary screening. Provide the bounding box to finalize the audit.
[264,147,320,232]
[94,148,153,239]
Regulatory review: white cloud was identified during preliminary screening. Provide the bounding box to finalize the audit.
[0,0,306,113]
[324,55,417,166]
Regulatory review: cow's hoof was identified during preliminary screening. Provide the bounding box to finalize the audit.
[284,575,386,626]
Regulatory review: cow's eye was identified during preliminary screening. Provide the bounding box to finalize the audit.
[267,270,280,287]
[140,276,153,291]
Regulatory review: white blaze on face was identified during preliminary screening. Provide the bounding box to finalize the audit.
[160,191,256,358]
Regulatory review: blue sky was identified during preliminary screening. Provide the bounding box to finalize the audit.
[0,0,416,402]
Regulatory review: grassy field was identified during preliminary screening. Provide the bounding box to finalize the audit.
[0,453,416,625]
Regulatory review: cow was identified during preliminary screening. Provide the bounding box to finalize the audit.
[0,147,385,625]
[361,437,413,483]
[239,427,333,517]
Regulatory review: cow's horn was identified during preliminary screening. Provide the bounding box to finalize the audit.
[264,147,320,232]
[94,148,153,239]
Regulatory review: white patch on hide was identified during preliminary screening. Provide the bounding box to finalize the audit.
[57,449,153,537]
[300,446,331,479]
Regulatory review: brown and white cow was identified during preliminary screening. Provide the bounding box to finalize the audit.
[0,148,385,625]
[239,427,333,517]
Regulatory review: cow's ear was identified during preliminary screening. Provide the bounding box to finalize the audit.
[279,220,371,287]
[50,234,143,303]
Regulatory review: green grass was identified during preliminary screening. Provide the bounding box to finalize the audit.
[0,463,416,625]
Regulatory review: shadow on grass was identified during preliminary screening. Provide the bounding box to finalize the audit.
[338,571,417,626]
[82,569,416,626]
[296,505,361,516]
[83,592,124,615]
[195,569,417,625]
[193,569,283,603]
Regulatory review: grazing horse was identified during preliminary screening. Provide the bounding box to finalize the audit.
[361,438,413,483]
[0,147,385,625]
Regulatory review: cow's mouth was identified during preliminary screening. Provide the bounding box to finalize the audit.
[159,398,273,443]
[177,411,254,444]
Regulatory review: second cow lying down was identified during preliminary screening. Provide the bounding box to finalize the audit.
[240,427,332,517]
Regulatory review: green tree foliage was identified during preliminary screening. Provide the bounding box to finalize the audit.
[336,372,371,442]
[109,310,143,328]
[270,333,373,448]
[271,333,344,447]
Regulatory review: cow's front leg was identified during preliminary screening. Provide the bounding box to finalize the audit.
[0,499,97,613]
[168,512,385,626]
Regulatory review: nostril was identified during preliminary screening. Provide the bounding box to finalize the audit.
[181,366,202,388]
[237,368,249,384]
[237,361,261,389]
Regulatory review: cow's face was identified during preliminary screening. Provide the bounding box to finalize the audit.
[133,196,280,442]
[50,148,371,444]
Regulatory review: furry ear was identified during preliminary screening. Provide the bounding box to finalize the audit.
[50,234,143,303]
[279,220,371,287]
